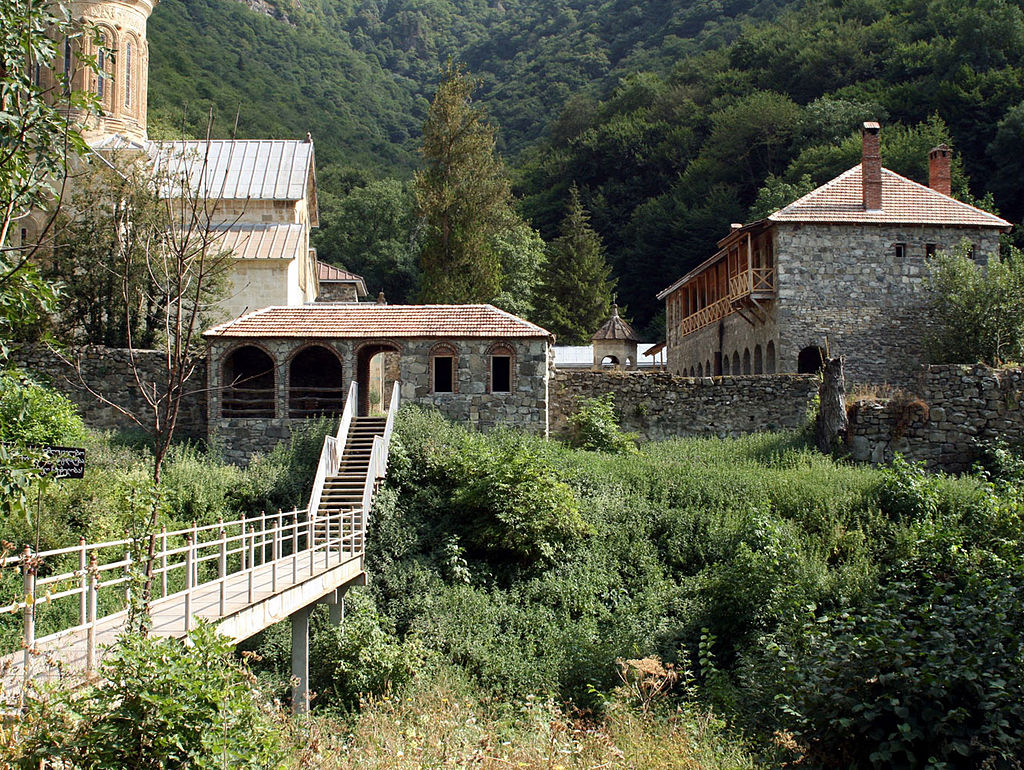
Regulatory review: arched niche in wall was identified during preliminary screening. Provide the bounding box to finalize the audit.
[222,345,275,418]
[797,345,826,374]
[288,344,344,418]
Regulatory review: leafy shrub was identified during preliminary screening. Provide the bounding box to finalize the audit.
[0,369,86,445]
[878,454,940,522]
[771,547,1024,768]
[568,393,638,453]
[9,624,281,769]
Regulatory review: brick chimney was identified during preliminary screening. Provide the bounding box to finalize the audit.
[862,122,882,211]
[929,144,952,197]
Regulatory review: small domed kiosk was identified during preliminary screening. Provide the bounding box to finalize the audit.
[592,304,640,370]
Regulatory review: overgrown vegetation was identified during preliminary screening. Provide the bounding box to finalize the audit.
[5,396,1024,767]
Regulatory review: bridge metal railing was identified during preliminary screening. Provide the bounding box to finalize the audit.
[0,504,363,685]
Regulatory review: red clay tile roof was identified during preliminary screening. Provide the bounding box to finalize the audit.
[204,304,553,339]
[769,166,1011,228]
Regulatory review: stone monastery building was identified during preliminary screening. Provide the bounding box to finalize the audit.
[658,123,1011,385]
[35,0,368,322]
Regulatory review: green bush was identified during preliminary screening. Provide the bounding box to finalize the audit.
[568,393,638,453]
[0,369,86,445]
[9,624,281,769]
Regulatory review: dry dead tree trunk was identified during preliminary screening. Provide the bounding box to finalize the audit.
[816,355,848,455]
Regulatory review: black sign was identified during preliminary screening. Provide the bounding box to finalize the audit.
[37,446,86,479]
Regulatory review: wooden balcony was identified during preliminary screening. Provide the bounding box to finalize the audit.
[680,297,731,336]
[728,267,775,301]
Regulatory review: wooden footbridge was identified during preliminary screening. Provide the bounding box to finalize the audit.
[0,381,398,714]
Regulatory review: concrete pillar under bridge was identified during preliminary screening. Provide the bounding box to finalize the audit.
[289,574,366,714]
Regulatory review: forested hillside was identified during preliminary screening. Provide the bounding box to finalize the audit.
[148,0,1024,334]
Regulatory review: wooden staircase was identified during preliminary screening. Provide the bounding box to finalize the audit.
[315,416,386,550]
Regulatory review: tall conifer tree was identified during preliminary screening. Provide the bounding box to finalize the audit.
[416,63,515,304]
[535,185,616,344]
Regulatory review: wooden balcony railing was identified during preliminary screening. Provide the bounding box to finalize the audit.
[680,297,731,336]
[288,386,346,418]
[222,387,275,418]
[729,267,775,300]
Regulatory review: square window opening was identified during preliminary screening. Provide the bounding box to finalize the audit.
[925,243,937,258]
[491,355,511,393]
[893,243,906,260]
[433,356,454,393]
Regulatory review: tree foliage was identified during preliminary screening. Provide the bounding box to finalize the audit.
[534,186,615,343]
[416,63,517,304]
[924,246,1024,365]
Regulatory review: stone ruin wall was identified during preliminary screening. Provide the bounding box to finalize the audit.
[550,369,819,440]
[10,345,208,441]
[846,364,1024,473]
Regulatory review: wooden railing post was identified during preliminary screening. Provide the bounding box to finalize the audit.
[86,552,97,675]
[160,526,168,598]
[78,537,87,627]
[292,512,299,584]
[22,547,35,682]
[218,521,227,617]
[184,535,194,634]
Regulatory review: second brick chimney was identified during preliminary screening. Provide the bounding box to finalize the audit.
[862,121,882,211]
[929,144,952,197]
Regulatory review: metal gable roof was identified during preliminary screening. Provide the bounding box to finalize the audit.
[146,140,314,201]
[212,224,305,261]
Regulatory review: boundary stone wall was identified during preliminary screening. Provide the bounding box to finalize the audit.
[11,345,208,440]
[847,364,1024,473]
[550,370,818,440]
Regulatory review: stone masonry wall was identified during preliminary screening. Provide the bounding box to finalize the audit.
[774,222,1000,386]
[11,345,208,440]
[206,335,550,463]
[550,370,818,440]
[847,364,1024,473]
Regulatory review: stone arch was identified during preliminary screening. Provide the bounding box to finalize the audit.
[429,342,458,394]
[600,355,620,369]
[766,341,777,374]
[754,344,763,374]
[222,344,275,418]
[742,348,751,374]
[732,351,740,373]
[487,341,516,394]
[287,344,344,418]
[797,345,826,374]
[722,355,731,375]
[697,362,703,377]
[706,360,712,377]
[355,340,402,416]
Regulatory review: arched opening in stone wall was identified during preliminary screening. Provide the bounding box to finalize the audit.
[697,362,703,377]
[766,341,776,373]
[743,349,751,374]
[222,345,275,418]
[488,343,516,393]
[288,345,344,418]
[601,355,620,369]
[722,356,731,375]
[356,342,401,416]
[798,345,826,374]
[754,345,763,374]
[732,351,740,373]
[706,360,712,377]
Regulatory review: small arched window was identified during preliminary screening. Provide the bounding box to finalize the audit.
[96,34,106,101]
[697,362,704,377]
[430,343,458,394]
[766,341,777,374]
[124,38,132,109]
[487,343,515,394]
[723,356,731,375]
[732,352,740,374]
[62,38,73,92]
[754,345,763,374]
[742,349,751,375]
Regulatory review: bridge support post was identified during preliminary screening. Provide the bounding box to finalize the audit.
[290,604,311,715]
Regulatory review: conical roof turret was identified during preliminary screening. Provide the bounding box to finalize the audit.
[591,303,639,342]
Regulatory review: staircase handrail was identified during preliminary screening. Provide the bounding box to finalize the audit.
[307,381,358,521]
[358,380,401,529]
[336,381,358,444]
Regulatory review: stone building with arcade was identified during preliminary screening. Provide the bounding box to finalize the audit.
[657,123,1011,385]
[203,303,554,462]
